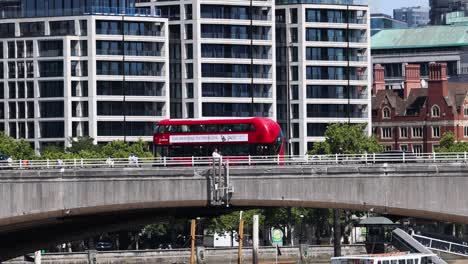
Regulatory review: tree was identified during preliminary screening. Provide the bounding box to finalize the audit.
[435,132,468,152]
[67,137,100,154]
[309,123,381,155]
[0,132,35,160]
[307,123,379,255]
[101,140,153,159]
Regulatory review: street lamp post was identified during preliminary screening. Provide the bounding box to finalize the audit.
[300,214,304,244]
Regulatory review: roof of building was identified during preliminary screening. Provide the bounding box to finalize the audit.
[371,25,468,49]
[372,83,468,116]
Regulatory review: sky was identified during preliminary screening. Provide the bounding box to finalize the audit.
[370,0,429,15]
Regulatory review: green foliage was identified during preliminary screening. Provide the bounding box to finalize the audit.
[435,132,468,152]
[309,123,382,155]
[0,132,35,159]
[67,137,100,154]
[206,210,264,234]
[101,140,153,159]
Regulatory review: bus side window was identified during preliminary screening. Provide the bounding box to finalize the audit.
[206,124,218,132]
[383,261,390,264]
[414,259,419,264]
[407,260,413,264]
[377,262,382,264]
[398,260,405,264]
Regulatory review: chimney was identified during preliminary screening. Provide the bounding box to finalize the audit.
[372,64,385,95]
[404,64,421,98]
[428,62,449,97]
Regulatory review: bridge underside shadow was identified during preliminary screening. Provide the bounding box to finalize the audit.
[0,206,246,262]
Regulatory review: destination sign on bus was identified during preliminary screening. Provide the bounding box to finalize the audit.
[169,134,249,144]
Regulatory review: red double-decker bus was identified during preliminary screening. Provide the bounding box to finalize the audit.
[153,117,284,157]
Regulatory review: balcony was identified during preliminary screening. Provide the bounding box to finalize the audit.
[202,32,271,40]
[203,72,272,79]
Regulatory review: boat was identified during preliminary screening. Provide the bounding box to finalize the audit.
[331,252,438,264]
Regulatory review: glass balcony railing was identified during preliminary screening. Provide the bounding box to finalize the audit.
[96,49,164,57]
[203,72,272,79]
[276,0,368,6]
[307,111,368,118]
[201,51,271,60]
[201,12,271,21]
[202,32,271,40]
[0,6,160,19]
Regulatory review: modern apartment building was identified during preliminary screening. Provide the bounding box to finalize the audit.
[0,4,170,149]
[136,0,276,120]
[275,0,371,155]
[370,13,407,36]
[393,6,430,27]
[430,0,468,25]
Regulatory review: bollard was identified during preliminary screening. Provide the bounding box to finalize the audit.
[87,250,97,264]
[196,246,206,264]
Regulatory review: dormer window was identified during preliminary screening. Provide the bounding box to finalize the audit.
[382,107,390,119]
[432,105,440,117]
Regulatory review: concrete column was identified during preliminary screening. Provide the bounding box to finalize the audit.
[253,215,259,264]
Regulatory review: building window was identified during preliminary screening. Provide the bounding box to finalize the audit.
[383,145,392,151]
[464,126,468,137]
[432,105,440,117]
[400,127,408,138]
[464,107,468,117]
[382,107,390,119]
[432,126,440,138]
[381,127,392,139]
[400,145,408,151]
[412,127,423,138]
[413,145,423,154]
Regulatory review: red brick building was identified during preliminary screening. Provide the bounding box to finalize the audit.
[372,62,468,153]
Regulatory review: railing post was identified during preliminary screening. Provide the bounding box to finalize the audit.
[277,154,280,165]
[163,156,167,167]
[248,155,251,166]
[192,156,195,167]
[19,160,23,169]
[433,152,436,162]
[373,153,376,164]
[364,153,368,164]
[47,159,50,169]
[80,158,84,168]
[305,154,309,164]
[402,152,405,163]
[74,159,77,168]
[465,152,467,162]
[335,154,338,164]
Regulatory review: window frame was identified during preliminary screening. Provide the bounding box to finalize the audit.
[432,126,440,138]
[431,105,440,118]
[382,107,391,119]
[400,127,408,138]
[412,127,423,138]
[381,127,392,139]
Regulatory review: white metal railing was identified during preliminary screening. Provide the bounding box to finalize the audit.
[1,152,468,171]
[413,234,468,257]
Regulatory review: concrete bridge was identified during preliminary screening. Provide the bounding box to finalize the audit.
[1,162,468,260]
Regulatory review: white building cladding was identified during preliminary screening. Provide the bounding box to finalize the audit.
[275,0,371,155]
[136,0,276,120]
[0,14,169,149]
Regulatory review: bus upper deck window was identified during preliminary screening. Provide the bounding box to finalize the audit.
[398,260,405,264]
[407,260,413,264]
